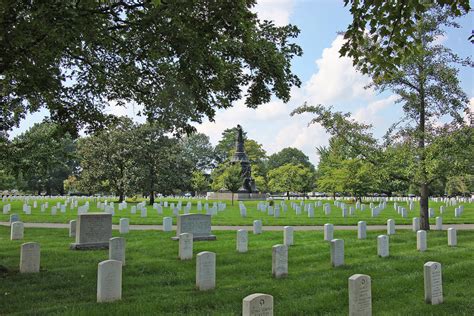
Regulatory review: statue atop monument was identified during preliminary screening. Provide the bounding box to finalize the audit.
[230,125,257,193]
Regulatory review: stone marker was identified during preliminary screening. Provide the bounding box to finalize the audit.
[11,221,24,240]
[447,228,457,246]
[284,226,294,246]
[242,293,274,316]
[97,260,122,303]
[237,229,248,253]
[20,242,40,273]
[377,235,389,258]
[10,213,19,224]
[324,223,334,241]
[109,237,126,265]
[330,239,344,267]
[412,217,420,232]
[424,261,443,305]
[357,221,367,240]
[163,217,173,232]
[435,217,442,231]
[69,220,76,238]
[348,274,372,316]
[179,233,193,260]
[417,230,427,251]
[387,219,395,235]
[253,220,262,234]
[119,218,129,234]
[272,244,288,278]
[172,214,216,241]
[70,213,112,250]
[196,251,216,291]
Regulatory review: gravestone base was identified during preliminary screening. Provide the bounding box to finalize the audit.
[171,235,216,241]
[70,242,109,250]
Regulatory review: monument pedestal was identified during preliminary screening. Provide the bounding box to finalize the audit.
[207,192,268,201]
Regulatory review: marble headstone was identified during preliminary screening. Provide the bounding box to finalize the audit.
[172,214,216,241]
[70,213,112,250]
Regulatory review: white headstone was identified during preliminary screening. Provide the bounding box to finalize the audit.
[119,218,129,234]
[97,260,122,303]
[324,223,334,241]
[447,228,456,247]
[196,251,216,291]
[236,229,248,253]
[20,242,40,273]
[417,230,427,252]
[435,217,442,231]
[283,226,294,246]
[163,217,172,232]
[11,221,24,240]
[424,261,443,305]
[330,239,344,267]
[69,220,76,238]
[412,217,420,232]
[357,221,367,240]
[348,274,372,316]
[242,293,274,316]
[387,219,395,235]
[179,233,193,260]
[377,235,389,258]
[253,220,262,235]
[272,244,288,278]
[109,237,126,266]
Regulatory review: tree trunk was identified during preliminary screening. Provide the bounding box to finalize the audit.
[231,192,234,205]
[149,190,155,205]
[287,191,290,200]
[118,193,124,203]
[420,183,430,230]
[418,61,429,231]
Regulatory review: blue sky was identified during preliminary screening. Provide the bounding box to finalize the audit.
[11,0,474,165]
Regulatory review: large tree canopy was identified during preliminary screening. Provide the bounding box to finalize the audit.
[295,9,472,230]
[1,0,302,136]
[341,0,471,76]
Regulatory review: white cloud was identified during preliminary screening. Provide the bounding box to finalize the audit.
[253,0,294,26]
[304,35,374,105]
[353,94,399,126]
[433,34,448,45]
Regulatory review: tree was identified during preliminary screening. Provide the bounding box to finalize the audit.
[222,164,242,205]
[341,0,470,76]
[267,147,314,171]
[294,9,472,230]
[2,1,302,136]
[446,175,474,196]
[10,122,77,195]
[77,118,136,201]
[133,123,192,204]
[191,170,210,196]
[268,163,315,199]
[180,133,216,171]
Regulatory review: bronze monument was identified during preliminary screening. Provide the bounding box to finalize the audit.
[230,125,257,192]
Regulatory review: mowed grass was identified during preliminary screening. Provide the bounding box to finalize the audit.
[0,198,473,226]
[1,226,474,315]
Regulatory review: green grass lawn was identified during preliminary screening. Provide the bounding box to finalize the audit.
[0,198,473,226]
[1,226,474,315]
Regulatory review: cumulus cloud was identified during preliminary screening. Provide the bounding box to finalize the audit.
[353,94,399,126]
[253,0,295,26]
[304,35,374,105]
